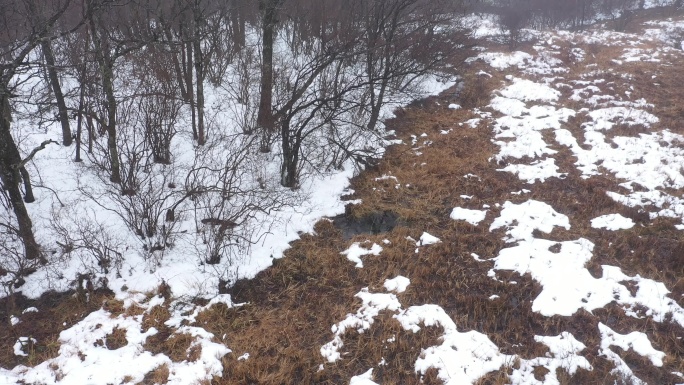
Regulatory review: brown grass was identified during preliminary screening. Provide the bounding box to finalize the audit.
[0,290,120,368]
[138,363,170,385]
[106,327,128,350]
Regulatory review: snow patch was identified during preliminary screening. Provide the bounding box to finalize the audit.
[450,207,487,225]
[591,214,635,230]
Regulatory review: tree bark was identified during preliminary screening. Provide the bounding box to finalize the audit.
[0,94,41,260]
[257,0,280,150]
[193,5,206,145]
[184,38,198,141]
[75,72,85,162]
[41,40,72,146]
[90,15,121,183]
[280,118,299,188]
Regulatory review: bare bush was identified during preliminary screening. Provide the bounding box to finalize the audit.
[50,208,126,277]
[185,134,291,265]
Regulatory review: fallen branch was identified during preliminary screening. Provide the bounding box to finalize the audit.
[12,139,58,169]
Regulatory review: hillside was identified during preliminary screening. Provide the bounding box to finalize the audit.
[3,5,684,385]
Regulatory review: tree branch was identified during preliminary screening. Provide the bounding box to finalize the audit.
[13,140,58,170]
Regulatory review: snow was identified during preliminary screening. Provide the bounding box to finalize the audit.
[341,242,383,268]
[598,323,665,385]
[395,304,511,384]
[491,238,602,316]
[474,51,533,70]
[417,232,441,246]
[489,200,570,242]
[6,9,684,385]
[321,288,402,363]
[13,338,36,357]
[490,96,527,117]
[498,158,563,184]
[583,107,659,131]
[509,333,593,385]
[491,233,684,322]
[384,276,410,293]
[326,290,597,385]
[590,214,635,230]
[599,323,665,367]
[349,369,379,385]
[2,296,234,385]
[499,78,560,103]
[450,207,487,225]
[487,79,575,185]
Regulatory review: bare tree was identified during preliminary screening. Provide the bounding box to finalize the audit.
[1,0,75,261]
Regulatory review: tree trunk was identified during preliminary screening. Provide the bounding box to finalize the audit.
[75,69,86,162]
[86,113,94,154]
[163,26,189,101]
[230,6,246,49]
[18,167,35,203]
[367,47,391,132]
[257,0,278,150]
[75,26,90,163]
[0,94,41,260]
[280,119,299,188]
[41,40,72,146]
[193,7,206,145]
[101,65,121,183]
[90,15,121,184]
[184,39,198,141]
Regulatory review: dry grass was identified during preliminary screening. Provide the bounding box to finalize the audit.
[137,363,170,385]
[105,327,129,350]
[0,290,121,368]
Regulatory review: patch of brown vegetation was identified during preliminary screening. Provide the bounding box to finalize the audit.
[106,327,129,350]
[138,364,170,385]
[0,289,120,368]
